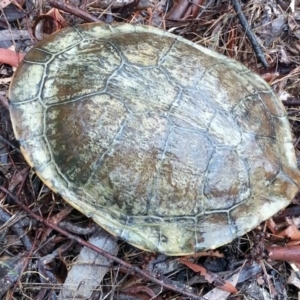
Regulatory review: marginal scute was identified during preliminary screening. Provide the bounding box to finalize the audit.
[9,23,300,255]
[230,198,260,236]
[20,137,51,167]
[75,23,119,39]
[9,62,44,102]
[24,48,52,63]
[268,170,299,200]
[240,135,281,183]
[195,213,234,251]
[242,69,275,92]
[259,91,287,117]
[205,63,256,106]
[38,27,83,53]
[10,100,44,140]
[273,116,294,143]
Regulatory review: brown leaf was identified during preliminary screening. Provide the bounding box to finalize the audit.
[9,167,29,191]
[41,206,73,242]
[287,240,300,246]
[280,223,300,241]
[266,218,300,242]
[287,270,300,289]
[0,0,11,9]
[226,27,236,58]
[179,259,238,294]
[167,0,189,20]
[266,218,277,234]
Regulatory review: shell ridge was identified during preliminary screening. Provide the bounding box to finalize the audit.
[73,25,85,39]
[157,38,178,66]
[9,97,41,105]
[200,145,215,212]
[257,92,287,118]
[23,47,54,62]
[227,212,238,239]
[38,61,51,106]
[42,40,83,56]
[23,58,49,65]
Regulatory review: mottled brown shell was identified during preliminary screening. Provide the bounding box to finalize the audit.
[9,23,300,255]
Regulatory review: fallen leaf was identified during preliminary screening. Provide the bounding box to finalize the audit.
[267,218,300,241]
[203,270,241,300]
[180,259,238,294]
[266,218,277,234]
[41,206,73,242]
[0,77,12,85]
[0,0,10,9]
[287,270,300,289]
[58,229,119,300]
[283,224,300,240]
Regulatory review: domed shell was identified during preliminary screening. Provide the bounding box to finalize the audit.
[9,23,300,255]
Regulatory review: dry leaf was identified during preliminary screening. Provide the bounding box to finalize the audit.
[0,0,10,8]
[41,206,73,242]
[268,218,300,241]
[180,259,238,294]
[287,270,300,289]
[266,218,277,234]
[281,223,300,241]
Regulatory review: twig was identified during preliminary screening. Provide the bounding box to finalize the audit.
[0,186,204,300]
[58,220,97,235]
[231,0,269,68]
[283,99,300,107]
[47,0,100,23]
[0,208,33,252]
[0,135,21,153]
[0,94,9,109]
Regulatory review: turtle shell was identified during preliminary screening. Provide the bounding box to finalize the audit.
[9,23,300,255]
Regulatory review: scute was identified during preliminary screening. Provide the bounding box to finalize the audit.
[9,23,300,255]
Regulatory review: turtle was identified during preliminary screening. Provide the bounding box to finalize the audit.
[9,23,300,256]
